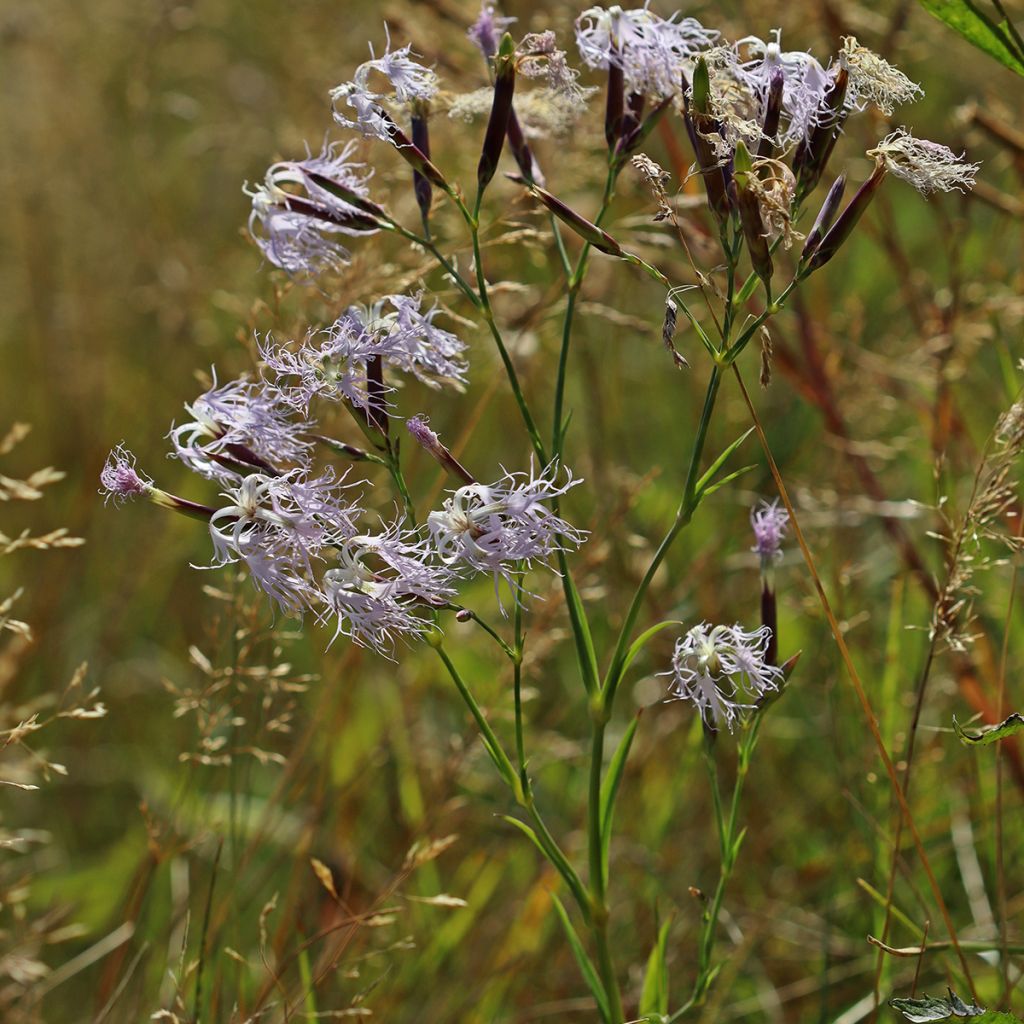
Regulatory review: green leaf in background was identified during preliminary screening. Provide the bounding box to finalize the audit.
[890,989,1021,1022]
[917,1,1024,76]
[952,711,1024,745]
[638,914,673,1019]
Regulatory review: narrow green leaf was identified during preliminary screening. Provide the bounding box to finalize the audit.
[953,711,1024,746]
[549,894,612,1023]
[694,428,755,495]
[557,549,600,695]
[697,464,757,501]
[500,816,587,912]
[599,712,642,874]
[618,620,684,680]
[917,0,1024,75]
[638,916,673,1017]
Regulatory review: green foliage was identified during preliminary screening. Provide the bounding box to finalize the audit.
[917,0,1024,75]
[953,711,1024,745]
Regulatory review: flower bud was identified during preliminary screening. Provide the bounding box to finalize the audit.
[615,95,671,166]
[733,142,773,295]
[804,162,885,273]
[526,184,625,256]
[478,34,517,192]
[794,68,849,198]
[800,173,847,263]
[411,102,433,228]
[605,63,625,150]
[683,65,731,225]
[757,68,784,161]
[506,110,544,185]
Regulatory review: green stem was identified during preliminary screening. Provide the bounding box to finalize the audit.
[552,165,618,461]
[603,365,722,706]
[467,217,548,463]
[692,721,760,1005]
[513,571,528,789]
[433,643,518,792]
[587,711,624,1024]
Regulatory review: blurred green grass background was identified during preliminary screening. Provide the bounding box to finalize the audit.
[2,0,1024,1020]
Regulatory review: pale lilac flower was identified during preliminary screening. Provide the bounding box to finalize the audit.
[360,294,469,389]
[751,499,789,562]
[427,463,585,593]
[246,141,381,276]
[331,38,439,145]
[205,470,359,614]
[321,523,458,654]
[170,376,313,482]
[734,30,832,145]
[664,623,783,730]
[868,128,979,195]
[100,445,153,504]
[260,315,383,414]
[262,296,468,415]
[468,2,515,59]
[575,4,717,100]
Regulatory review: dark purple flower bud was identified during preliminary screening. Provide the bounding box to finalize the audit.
[615,94,671,166]
[411,103,433,229]
[365,355,389,437]
[794,67,849,198]
[525,184,625,256]
[478,34,517,193]
[800,173,847,263]
[605,63,624,150]
[804,162,885,273]
[407,416,476,485]
[757,68,784,161]
[506,110,545,185]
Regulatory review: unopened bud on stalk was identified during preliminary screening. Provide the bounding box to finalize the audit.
[800,173,847,263]
[380,113,451,192]
[506,111,545,185]
[605,63,625,150]
[306,173,390,225]
[406,416,476,485]
[757,69,784,162]
[804,162,885,273]
[615,95,671,166]
[526,184,625,256]
[411,102,433,229]
[478,34,517,193]
[365,355,389,438]
[794,68,848,198]
[733,141,773,297]
[683,61,731,225]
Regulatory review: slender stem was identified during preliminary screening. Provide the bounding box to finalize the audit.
[587,712,624,1024]
[467,218,548,463]
[433,644,518,792]
[603,365,722,706]
[552,165,618,461]
[513,571,528,787]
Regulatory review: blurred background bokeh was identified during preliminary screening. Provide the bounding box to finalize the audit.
[3,0,1024,1019]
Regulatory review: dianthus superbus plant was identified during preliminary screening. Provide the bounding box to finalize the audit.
[102,4,983,1019]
